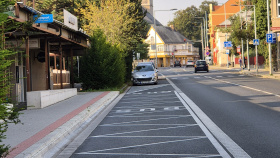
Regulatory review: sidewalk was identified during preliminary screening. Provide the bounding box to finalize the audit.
[209,65,280,80]
[2,91,119,158]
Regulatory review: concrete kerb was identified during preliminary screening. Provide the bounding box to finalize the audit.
[16,91,119,158]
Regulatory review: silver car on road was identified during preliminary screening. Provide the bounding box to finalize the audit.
[132,64,158,85]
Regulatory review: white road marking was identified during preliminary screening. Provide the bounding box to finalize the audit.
[112,108,187,116]
[76,153,220,157]
[211,77,280,98]
[92,136,207,138]
[99,124,193,126]
[101,116,190,126]
[93,125,198,137]
[127,84,170,94]
[140,108,155,111]
[119,100,181,104]
[76,137,206,154]
[167,78,250,158]
[107,115,189,117]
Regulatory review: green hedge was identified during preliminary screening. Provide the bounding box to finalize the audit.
[80,29,125,90]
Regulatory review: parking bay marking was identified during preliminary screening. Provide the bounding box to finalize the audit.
[93,125,198,137]
[116,106,181,113]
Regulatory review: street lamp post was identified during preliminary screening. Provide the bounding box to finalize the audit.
[267,0,272,75]
[195,17,206,60]
[153,9,177,68]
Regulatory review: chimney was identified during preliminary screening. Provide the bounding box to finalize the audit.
[169,25,175,31]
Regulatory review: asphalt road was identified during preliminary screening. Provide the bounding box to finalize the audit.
[165,67,280,158]
[68,67,280,158]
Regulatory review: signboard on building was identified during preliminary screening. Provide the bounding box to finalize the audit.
[33,14,53,23]
[6,39,40,49]
[271,27,280,31]
[63,9,78,31]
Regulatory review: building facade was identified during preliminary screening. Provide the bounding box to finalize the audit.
[145,26,199,67]
[5,2,89,109]
[208,0,244,66]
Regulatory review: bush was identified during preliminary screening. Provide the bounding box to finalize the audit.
[80,29,125,90]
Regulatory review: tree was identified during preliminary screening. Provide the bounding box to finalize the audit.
[248,0,270,59]
[168,1,217,41]
[35,0,75,22]
[79,29,125,90]
[168,6,201,40]
[77,0,148,81]
[0,0,22,156]
[227,14,254,56]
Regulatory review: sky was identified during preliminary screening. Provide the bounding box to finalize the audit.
[153,0,228,26]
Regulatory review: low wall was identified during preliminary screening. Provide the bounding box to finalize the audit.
[27,88,77,109]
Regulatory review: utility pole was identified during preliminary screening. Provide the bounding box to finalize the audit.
[267,0,272,75]
[201,23,205,60]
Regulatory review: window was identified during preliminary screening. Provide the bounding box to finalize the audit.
[157,45,164,52]
[278,0,280,17]
[135,65,154,72]
[150,36,155,45]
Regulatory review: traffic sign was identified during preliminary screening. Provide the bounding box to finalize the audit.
[226,50,230,54]
[206,51,210,55]
[253,39,259,45]
[266,33,276,44]
[224,41,232,47]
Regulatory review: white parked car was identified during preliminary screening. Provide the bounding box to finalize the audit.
[186,60,195,67]
[132,64,158,85]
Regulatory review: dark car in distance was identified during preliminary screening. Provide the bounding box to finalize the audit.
[174,61,181,67]
[194,60,209,73]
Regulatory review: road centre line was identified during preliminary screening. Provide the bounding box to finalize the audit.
[166,77,250,158]
[209,76,280,98]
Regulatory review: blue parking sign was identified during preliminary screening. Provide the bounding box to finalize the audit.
[266,33,276,44]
